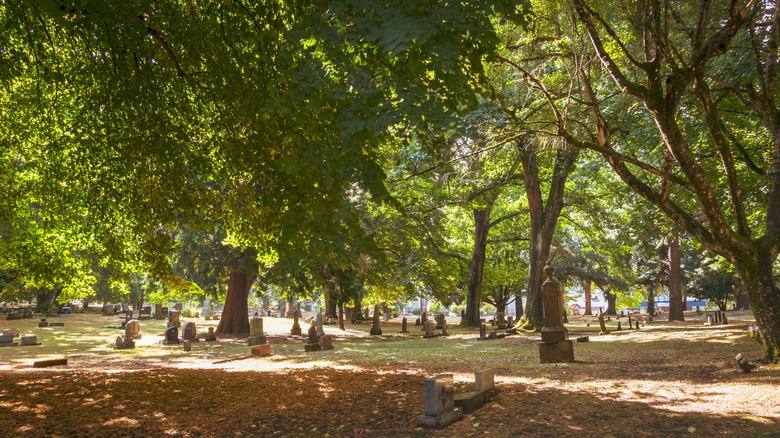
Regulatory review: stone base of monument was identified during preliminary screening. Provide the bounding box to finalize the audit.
[291,327,302,336]
[246,335,267,346]
[538,340,574,363]
[251,344,271,357]
[370,327,383,335]
[417,407,462,429]
[304,342,321,352]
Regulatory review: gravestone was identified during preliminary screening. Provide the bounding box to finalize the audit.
[205,327,217,342]
[576,336,589,342]
[460,309,465,325]
[181,322,198,342]
[423,320,437,338]
[114,335,135,349]
[202,297,213,319]
[538,264,574,363]
[291,309,302,336]
[183,340,192,352]
[0,334,18,347]
[2,328,20,337]
[20,335,40,346]
[507,315,514,327]
[155,303,165,320]
[305,322,321,352]
[316,312,325,339]
[38,318,49,328]
[49,322,64,327]
[251,344,271,357]
[125,320,142,339]
[319,334,334,350]
[597,313,609,335]
[455,369,500,414]
[441,320,449,336]
[102,304,114,316]
[735,353,754,374]
[479,323,487,340]
[417,374,462,429]
[435,314,445,330]
[163,326,179,345]
[168,311,181,328]
[422,312,428,324]
[369,305,382,336]
[415,317,421,326]
[401,317,409,333]
[247,317,267,346]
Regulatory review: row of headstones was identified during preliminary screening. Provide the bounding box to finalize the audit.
[114,320,215,350]
[0,328,41,347]
[596,314,643,334]
[703,311,728,325]
[418,370,499,429]
[477,321,518,341]
[6,307,34,320]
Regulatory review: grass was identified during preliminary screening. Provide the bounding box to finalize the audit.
[0,311,777,437]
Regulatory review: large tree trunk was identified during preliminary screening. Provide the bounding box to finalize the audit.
[216,265,252,334]
[520,142,578,326]
[516,295,523,318]
[338,304,345,330]
[464,209,492,326]
[667,237,685,321]
[584,281,592,316]
[740,254,780,362]
[605,291,617,315]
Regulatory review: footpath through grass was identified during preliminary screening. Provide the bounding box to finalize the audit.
[0,311,777,437]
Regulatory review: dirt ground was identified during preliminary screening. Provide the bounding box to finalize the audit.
[0,311,777,437]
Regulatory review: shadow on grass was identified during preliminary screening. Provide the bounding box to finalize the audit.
[0,367,776,437]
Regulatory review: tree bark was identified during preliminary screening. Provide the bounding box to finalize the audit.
[464,208,492,326]
[516,295,523,318]
[667,237,685,321]
[520,142,579,325]
[216,263,252,334]
[647,283,655,317]
[605,291,617,315]
[338,304,345,330]
[740,254,780,362]
[584,281,592,316]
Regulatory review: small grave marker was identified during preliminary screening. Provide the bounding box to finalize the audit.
[418,374,462,429]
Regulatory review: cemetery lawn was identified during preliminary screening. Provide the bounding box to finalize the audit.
[0,312,778,437]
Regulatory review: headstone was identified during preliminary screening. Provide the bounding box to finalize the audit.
[102,304,114,316]
[401,317,409,333]
[417,374,462,429]
[181,321,198,342]
[0,334,18,347]
[735,353,754,374]
[169,311,181,328]
[479,323,487,340]
[316,312,325,338]
[455,369,498,415]
[125,320,142,339]
[183,340,192,352]
[319,334,334,350]
[305,322,321,352]
[441,320,449,336]
[32,358,67,368]
[2,328,19,337]
[163,326,179,344]
[369,305,382,336]
[423,320,436,338]
[251,344,271,357]
[597,313,609,335]
[155,303,165,320]
[507,315,514,327]
[460,309,465,325]
[435,313,445,330]
[538,264,574,363]
[291,309,302,336]
[202,297,213,318]
[247,317,267,345]
[576,336,589,342]
[114,335,135,349]
[38,318,49,328]
[205,327,217,342]
[415,317,421,326]
[49,322,64,327]
[422,312,428,324]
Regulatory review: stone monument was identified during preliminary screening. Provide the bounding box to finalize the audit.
[369,305,382,336]
[247,317,267,346]
[401,317,409,333]
[315,312,325,339]
[417,374,462,429]
[305,321,321,352]
[538,264,574,363]
[291,309,302,336]
[163,326,179,345]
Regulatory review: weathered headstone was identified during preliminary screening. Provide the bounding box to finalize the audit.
[38,318,49,328]
[597,313,609,335]
[183,339,192,352]
[538,264,574,363]
[435,313,445,330]
[163,326,179,345]
[423,320,436,338]
[496,311,506,330]
[114,335,135,349]
[370,304,382,336]
[2,328,20,337]
[125,319,142,339]
[401,317,409,333]
[479,323,487,340]
[251,344,271,357]
[205,327,217,342]
[33,358,67,368]
[20,335,40,346]
[735,353,755,374]
[102,304,114,316]
[415,317,421,326]
[316,312,325,338]
[49,322,64,327]
[417,374,462,429]
[202,297,213,319]
[305,322,321,352]
[441,320,449,336]
[155,303,165,320]
[460,309,465,325]
[507,315,514,327]
[319,334,334,350]
[291,309,302,336]
[0,334,18,347]
[168,311,181,328]
[247,317,267,346]
[181,321,198,342]
[576,336,589,342]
